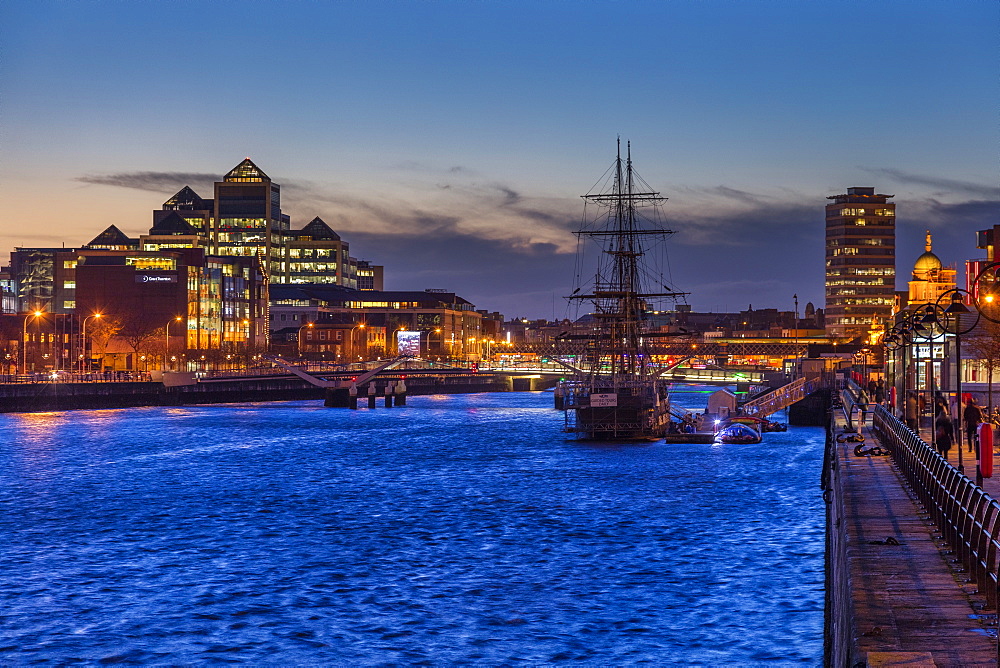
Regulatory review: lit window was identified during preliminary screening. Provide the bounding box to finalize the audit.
[126,256,177,271]
[63,281,76,289]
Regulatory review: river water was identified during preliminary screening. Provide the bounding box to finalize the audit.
[0,388,824,664]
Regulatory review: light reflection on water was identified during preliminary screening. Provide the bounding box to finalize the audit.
[0,389,823,664]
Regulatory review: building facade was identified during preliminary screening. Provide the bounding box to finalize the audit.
[356,260,384,291]
[74,248,268,370]
[907,231,955,306]
[269,285,483,359]
[825,187,896,339]
[211,159,288,281]
[286,217,353,286]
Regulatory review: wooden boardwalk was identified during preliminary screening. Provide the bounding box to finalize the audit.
[839,416,997,665]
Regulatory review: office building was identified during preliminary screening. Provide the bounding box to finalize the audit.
[356,260,384,291]
[211,158,289,280]
[286,217,353,286]
[155,186,213,236]
[269,284,483,358]
[825,187,896,339]
[75,247,268,370]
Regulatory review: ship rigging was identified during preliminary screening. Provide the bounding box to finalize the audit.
[558,139,688,440]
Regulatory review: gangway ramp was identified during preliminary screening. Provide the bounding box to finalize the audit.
[742,377,817,418]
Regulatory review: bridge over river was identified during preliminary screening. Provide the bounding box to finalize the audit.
[198,356,767,388]
[0,355,772,413]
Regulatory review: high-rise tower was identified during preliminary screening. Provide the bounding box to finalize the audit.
[825,187,896,339]
[212,158,288,279]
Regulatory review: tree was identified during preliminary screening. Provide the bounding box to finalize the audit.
[966,319,1000,415]
[116,313,161,370]
[88,317,122,370]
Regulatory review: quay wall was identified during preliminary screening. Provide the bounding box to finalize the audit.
[789,388,830,426]
[0,374,527,413]
[822,415,853,666]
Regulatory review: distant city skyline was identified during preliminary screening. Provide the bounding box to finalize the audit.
[3,1,997,319]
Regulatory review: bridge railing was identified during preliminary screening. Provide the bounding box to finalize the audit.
[0,371,153,384]
[872,404,1000,609]
[742,377,807,417]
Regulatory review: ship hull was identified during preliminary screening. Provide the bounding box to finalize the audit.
[560,382,670,441]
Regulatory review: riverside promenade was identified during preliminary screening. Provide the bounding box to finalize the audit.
[827,404,997,665]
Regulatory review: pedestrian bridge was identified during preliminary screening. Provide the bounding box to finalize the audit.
[195,356,767,388]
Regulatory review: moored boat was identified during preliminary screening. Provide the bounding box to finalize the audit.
[714,416,764,444]
[557,140,688,440]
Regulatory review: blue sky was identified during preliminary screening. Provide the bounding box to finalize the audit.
[2,0,997,318]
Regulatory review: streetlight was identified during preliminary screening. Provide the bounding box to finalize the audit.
[21,310,44,374]
[431,327,442,359]
[297,322,314,357]
[164,316,183,372]
[884,306,929,418]
[242,319,251,369]
[80,312,102,373]
[350,322,367,361]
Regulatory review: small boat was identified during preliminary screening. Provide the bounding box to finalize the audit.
[715,416,764,444]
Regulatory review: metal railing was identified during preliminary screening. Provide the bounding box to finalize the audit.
[0,371,153,384]
[872,404,1000,610]
[742,377,815,417]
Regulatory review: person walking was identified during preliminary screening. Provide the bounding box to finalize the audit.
[905,391,919,431]
[935,411,955,458]
[875,378,885,405]
[964,396,985,454]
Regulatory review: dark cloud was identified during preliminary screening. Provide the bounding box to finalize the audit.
[76,171,217,195]
[863,168,1000,199]
[386,161,476,176]
[711,186,764,205]
[495,185,521,206]
[921,198,1000,224]
[670,201,817,247]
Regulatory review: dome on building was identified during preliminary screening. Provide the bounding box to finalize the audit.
[913,231,942,272]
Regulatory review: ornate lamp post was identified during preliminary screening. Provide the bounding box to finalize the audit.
[925,289,980,477]
[911,302,945,445]
[883,328,903,411]
[885,312,916,415]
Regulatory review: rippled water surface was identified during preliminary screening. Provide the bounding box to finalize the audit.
[1,389,824,664]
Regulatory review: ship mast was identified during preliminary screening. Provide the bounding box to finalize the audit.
[570,139,687,383]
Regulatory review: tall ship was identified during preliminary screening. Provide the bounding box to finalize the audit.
[557,140,688,440]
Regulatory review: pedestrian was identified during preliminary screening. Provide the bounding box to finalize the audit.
[905,391,919,431]
[867,378,877,399]
[964,396,985,454]
[935,411,955,457]
[934,393,947,418]
[875,378,885,404]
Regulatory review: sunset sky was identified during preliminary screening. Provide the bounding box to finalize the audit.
[2,0,997,319]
